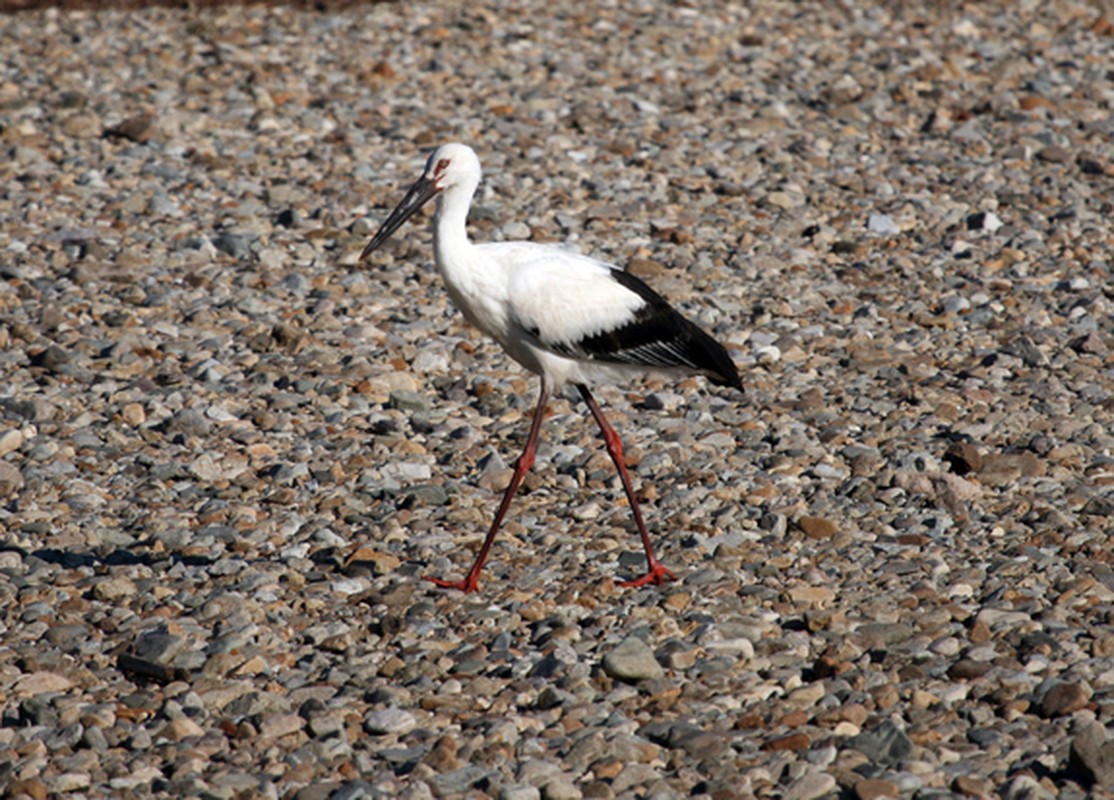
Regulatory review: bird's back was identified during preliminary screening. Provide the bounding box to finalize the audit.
[489,243,742,392]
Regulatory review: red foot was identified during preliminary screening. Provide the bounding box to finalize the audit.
[424,574,480,594]
[618,562,677,588]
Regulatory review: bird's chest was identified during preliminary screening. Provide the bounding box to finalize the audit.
[440,263,511,343]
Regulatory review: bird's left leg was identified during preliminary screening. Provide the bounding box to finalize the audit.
[576,383,676,588]
[425,379,551,593]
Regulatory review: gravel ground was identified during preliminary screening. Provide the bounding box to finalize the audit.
[2,1,1114,798]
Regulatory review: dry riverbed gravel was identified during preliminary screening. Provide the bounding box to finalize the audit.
[1,1,1114,798]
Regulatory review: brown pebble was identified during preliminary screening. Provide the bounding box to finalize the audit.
[591,758,624,780]
[969,620,992,644]
[855,778,899,800]
[164,717,205,740]
[762,731,811,751]
[424,734,462,772]
[1037,144,1071,162]
[344,546,400,575]
[871,683,900,710]
[7,779,47,800]
[662,591,691,611]
[954,775,994,796]
[107,113,159,143]
[0,461,24,497]
[943,442,982,475]
[735,712,765,730]
[1019,95,1056,111]
[947,659,991,680]
[1040,681,1092,717]
[626,258,669,278]
[796,515,839,539]
[779,710,809,728]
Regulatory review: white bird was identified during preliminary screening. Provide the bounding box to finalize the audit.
[361,143,742,593]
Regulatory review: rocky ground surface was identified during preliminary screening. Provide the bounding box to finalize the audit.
[1,1,1114,798]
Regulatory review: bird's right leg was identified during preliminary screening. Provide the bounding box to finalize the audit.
[425,379,551,593]
[577,383,676,588]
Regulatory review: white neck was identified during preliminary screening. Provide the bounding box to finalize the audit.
[433,184,473,268]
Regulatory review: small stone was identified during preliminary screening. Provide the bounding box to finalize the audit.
[163,716,205,740]
[212,232,253,260]
[848,720,914,766]
[0,428,23,456]
[427,767,490,796]
[763,732,811,752]
[947,658,991,680]
[62,112,102,138]
[943,442,982,475]
[121,403,146,426]
[867,213,901,235]
[1040,681,1092,717]
[1000,774,1054,800]
[602,636,664,682]
[954,775,994,796]
[664,722,724,759]
[541,775,582,800]
[783,771,837,800]
[28,345,70,371]
[788,585,836,608]
[855,778,899,800]
[107,113,159,142]
[164,408,212,437]
[1036,144,1071,163]
[424,734,462,772]
[0,461,23,496]
[7,779,48,800]
[766,191,804,210]
[133,631,187,664]
[796,516,839,539]
[259,713,305,740]
[48,773,91,793]
[14,671,74,696]
[346,546,401,576]
[388,390,430,412]
[966,211,1003,232]
[364,708,416,735]
[626,258,668,279]
[93,576,137,602]
[500,785,542,800]
[1000,334,1048,367]
[1068,720,1114,787]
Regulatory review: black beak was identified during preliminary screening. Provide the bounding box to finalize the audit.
[360,175,441,261]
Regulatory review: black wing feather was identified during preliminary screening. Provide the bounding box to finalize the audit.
[550,269,743,391]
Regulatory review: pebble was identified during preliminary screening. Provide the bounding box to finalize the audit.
[499,786,542,800]
[363,709,417,736]
[1068,721,1114,788]
[1039,681,1092,718]
[601,636,665,682]
[0,461,23,496]
[867,213,901,235]
[848,721,915,767]
[855,778,899,800]
[0,2,1110,798]
[783,771,837,800]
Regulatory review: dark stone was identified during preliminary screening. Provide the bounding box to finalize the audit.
[1068,721,1114,787]
[847,720,915,766]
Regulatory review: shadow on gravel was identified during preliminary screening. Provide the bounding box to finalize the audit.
[24,545,214,569]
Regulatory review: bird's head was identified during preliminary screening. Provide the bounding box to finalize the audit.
[360,143,482,261]
[422,143,482,193]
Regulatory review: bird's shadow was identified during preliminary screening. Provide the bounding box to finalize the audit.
[4,544,215,571]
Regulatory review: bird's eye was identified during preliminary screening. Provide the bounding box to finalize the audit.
[435,158,450,175]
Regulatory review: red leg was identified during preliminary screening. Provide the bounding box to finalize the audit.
[425,379,551,593]
[577,384,676,588]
